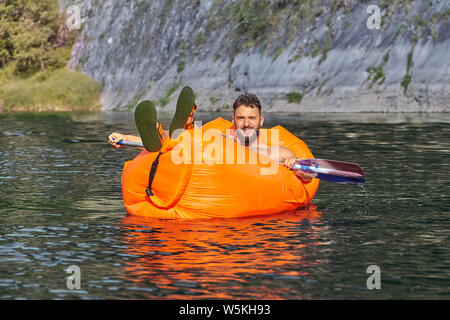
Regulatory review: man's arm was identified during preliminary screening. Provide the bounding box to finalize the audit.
[277,146,313,182]
[108,133,142,149]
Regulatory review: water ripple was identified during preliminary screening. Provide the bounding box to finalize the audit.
[0,113,448,299]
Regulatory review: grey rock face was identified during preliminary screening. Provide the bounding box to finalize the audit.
[60,0,450,112]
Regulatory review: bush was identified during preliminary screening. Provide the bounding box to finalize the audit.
[177,61,185,73]
[159,81,181,107]
[287,92,303,104]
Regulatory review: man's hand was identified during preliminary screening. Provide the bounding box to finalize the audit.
[281,156,314,182]
[281,156,297,170]
[295,170,314,182]
[108,132,125,149]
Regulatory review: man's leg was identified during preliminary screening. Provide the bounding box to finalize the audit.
[169,86,197,139]
[134,100,162,152]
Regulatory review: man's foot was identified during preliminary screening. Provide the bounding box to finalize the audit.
[169,86,196,138]
[134,100,162,152]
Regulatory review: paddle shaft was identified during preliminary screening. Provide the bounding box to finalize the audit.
[117,140,144,147]
[115,140,365,186]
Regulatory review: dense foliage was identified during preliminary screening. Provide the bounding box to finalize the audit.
[0,0,102,111]
[0,0,69,74]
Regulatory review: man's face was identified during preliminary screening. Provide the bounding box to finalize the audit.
[232,105,264,143]
[233,105,264,136]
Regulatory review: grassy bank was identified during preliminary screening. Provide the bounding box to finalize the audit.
[0,68,102,112]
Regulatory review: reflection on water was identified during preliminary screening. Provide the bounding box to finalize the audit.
[120,206,323,299]
[0,112,449,299]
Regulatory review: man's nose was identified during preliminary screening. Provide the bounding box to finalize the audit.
[243,118,250,127]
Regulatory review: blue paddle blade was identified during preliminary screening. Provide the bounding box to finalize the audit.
[292,159,366,186]
[117,140,144,147]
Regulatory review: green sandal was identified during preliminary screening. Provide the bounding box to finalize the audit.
[169,86,196,139]
[134,100,162,152]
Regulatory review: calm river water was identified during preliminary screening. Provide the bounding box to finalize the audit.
[0,111,448,299]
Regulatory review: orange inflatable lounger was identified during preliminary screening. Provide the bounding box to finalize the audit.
[121,117,319,219]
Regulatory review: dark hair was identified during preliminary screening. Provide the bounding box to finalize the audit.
[232,93,262,114]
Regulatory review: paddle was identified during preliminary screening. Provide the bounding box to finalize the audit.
[292,159,365,186]
[116,140,144,147]
[115,140,365,186]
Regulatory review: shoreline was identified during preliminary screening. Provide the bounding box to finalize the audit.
[3,109,450,126]
[0,105,101,113]
[2,105,450,114]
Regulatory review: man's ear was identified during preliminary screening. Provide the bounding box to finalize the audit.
[259,114,264,127]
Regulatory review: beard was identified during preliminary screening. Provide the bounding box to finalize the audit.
[236,127,259,147]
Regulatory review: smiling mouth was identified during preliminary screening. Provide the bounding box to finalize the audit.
[239,128,255,136]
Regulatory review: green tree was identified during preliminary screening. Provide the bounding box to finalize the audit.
[0,0,19,67]
[0,0,64,73]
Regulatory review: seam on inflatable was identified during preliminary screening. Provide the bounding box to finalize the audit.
[147,158,194,210]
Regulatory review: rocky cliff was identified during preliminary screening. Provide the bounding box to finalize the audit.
[60,0,450,112]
